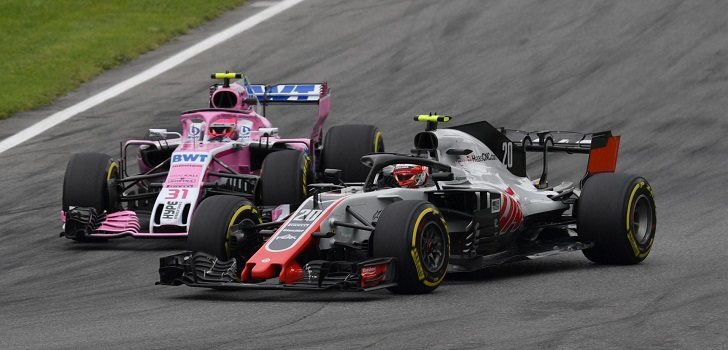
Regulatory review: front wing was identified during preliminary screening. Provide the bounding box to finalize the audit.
[158,252,397,292]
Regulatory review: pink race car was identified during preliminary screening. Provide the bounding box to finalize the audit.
[61,73,384,241]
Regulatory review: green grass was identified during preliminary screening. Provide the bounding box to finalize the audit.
[0,0,247,119]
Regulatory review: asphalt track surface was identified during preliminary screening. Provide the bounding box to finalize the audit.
[1,1,727,349]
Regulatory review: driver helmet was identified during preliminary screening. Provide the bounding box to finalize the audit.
[392,164,429,188]
[209,118,238,140]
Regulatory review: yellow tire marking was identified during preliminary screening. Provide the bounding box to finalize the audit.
[302,156,310,196]
[106,161,119,181]
[410,207,447,287]
[625,181,650,258]
[373,130,382,153]
[224,205,259,256]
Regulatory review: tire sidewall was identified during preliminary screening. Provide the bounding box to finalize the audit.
[373,200,450,293]
[623,179,656,259]
[405,206,450,288]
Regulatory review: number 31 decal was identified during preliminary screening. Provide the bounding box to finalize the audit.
[165,189,189,200]
[501,141,513,168]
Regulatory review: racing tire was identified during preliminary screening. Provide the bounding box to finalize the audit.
[187,195,261,261]
[322,124,384,183]
[259,150,310,207]
[62,152,120,213]
[372,200,450,294]
[577,173,656,265]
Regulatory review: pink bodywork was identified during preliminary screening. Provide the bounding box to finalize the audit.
[73,82,331,239]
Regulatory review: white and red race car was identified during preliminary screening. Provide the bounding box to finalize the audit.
[159,115,655,294]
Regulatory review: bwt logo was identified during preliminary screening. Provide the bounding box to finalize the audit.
[172,154,208,163]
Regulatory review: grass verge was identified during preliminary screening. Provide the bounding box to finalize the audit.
[0,0,247,119]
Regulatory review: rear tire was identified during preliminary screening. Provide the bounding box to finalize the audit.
[62,152,119,213]
[372,200,449,294]
[577,173,656,264]
[187,195,261,261]
[322,124,384,182]
[258,150,310,207]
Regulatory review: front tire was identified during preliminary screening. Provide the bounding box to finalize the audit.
[372,200,450,294]
[187,195,261,261]
[577,173,656,264]
[63,152,120,213]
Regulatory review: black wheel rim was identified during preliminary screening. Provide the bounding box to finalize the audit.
[631,194,653,244]
[419,221,446,273]
[226,216,255,257]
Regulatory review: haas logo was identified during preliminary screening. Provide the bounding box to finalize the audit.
[499,187,523,234]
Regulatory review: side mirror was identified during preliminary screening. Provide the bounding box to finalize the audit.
[149,129,182,139]
[445,148,472,156]
[149,128,168,138]
[431,171,454,191]
[324,168,343,184]
[259,127,279,138]
[243,96,259,105]
[431,171,454,182]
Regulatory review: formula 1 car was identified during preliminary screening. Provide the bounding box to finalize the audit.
[158,115,656,294]
[61,73,384,241]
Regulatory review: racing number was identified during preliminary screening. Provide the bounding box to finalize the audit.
[165,189,189,200]
[501,142,513,168]
[293,209,323,221]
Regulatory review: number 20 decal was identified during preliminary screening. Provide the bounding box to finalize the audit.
[501,141,513,168]
[165,189,189,200]
[293,209,323,221]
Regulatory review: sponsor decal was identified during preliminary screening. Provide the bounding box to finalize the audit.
[172,153,209,163]
[161,201,181,221]
[239,120,253,142]
[265,199,344,252]
[461,152,499,164]
[188,123,202,141]
[360,264,387,288]
[491,198,501,214]
[267,214,310,250]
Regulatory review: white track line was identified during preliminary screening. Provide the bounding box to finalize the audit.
[0,0,304,156]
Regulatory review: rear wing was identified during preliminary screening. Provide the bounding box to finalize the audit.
[449,121,620,189]
[502,128,620,188]
[248,83,331,142]
[247,83,329,104]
